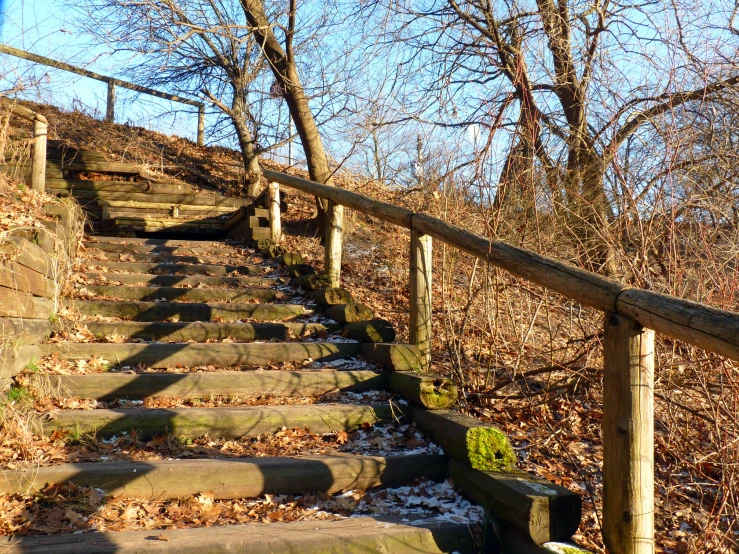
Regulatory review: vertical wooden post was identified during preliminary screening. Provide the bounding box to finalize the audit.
[324,200,343,288]
[268,182,281,244]
[197,105,205,146]
[106,80,116,123]
[31,116,47,193]
[410,229,432,369]
[603,313,655,554]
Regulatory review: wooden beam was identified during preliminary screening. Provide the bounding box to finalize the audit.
[268,181,282,244]
[410,229,432,369]
[603,313,654,554]
[31,116,46,192]
[106,80,115,122]
[197,104,205,146]
[325,200,343,288]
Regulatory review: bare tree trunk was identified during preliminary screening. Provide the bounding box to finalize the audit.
[240,0,332,230]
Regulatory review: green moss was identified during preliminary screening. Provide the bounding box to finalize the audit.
[24,359,39,372]
[466,426,516,470]
[420,381,458,409]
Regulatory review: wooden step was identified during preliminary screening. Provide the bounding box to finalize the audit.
[104,206,238,219]
[48,187,250,207]
[106,217,231,232]
[82,272,275,288]
[86,236,230,247]
[41,369,386,400]
[73,299,308,321]
[0,516,477,554]
[100,200,239,213]
[78,320,334,342]
[38,341,359,368]
[86,250,246,265]
[84,242,238,256]
[43,403,399,439]
[47,178,192,194]
[84,260,260,275]
[0,454,447,499]
[81,285,278,303]
[48,159,141,174]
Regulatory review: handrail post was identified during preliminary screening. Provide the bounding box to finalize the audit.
[197,105,205,146]
[410,229,432,369]
[603,312,655,554]
[325,200,343,288]
[106,80,115,123]
[268,181,281,244]
[31,115,47,193]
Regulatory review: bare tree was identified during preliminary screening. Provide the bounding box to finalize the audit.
[77,0,297,196]
[356,0,739,276]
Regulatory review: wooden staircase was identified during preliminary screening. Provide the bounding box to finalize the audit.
[0,143,585,553]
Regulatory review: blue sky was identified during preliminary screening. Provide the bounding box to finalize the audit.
[0,0,203,142]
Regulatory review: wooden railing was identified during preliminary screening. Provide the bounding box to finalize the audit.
[263,168,739,554]
[0,44,205,146]
[4,102,48,193]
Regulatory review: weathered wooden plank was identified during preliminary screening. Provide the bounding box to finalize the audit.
[0,454,447,499]
[0,516,477,554]
[86,251,242,265]
[310,288,353,306]
[617,288,739,361]
[362,343,422,371]
[76,321,334,342]
[410,230,433,369]
[0,287,37,318]
[325,303,373,324]
[73,300,307,322]
[38,341,360,368]
[43,403,401,439]
[0,259,48,296]
[603,313,655,554]
[84,261,259,275]
[49,188,249,207]
[344,320,396,343]
[82,272,275,288]
[83,285,277,303]
[84,243,238,256]
[0,344,42,380]
[46,178,192,194]
[42,369,387,400]
[449,459,581,545]
[49,159,140,174]
[0,236,51,276]
[0,317,51,343]
[390,372,457,409]
[413,408,515,470]
[85,236,228,248]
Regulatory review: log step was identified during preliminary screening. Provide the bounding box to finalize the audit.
[43,403,399,439]
[0,454,447,499]
[77,320,335,342]
[38,341,360,368]
[100,200,238,213]
[86,236,229,248]
[82,285,278,303]
[84,242,239,256]
[46,178,190,195]
[104,206,238,219]
[107,217,230,232]
[48,186,251,206]
[73,299,308,322]
[82,272,275,288]
[48,159,141,174]
[40,370,386,400]
[84,260,260,275]
[0,516,477,554]
[86,250,247,265]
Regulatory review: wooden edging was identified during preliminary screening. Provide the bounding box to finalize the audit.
[264,169,739,361]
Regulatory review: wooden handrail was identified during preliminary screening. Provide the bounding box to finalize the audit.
[264,166,739,554]
[0,44,205,145]
[3,101,48,192]
[264,168,739,361]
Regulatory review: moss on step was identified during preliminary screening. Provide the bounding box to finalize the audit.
[467,426,516,470]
